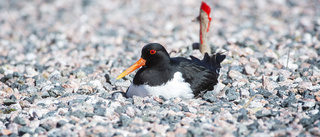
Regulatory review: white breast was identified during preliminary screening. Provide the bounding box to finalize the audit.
[126,72,194,99]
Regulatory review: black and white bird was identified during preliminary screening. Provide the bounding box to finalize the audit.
[117,43,226,99]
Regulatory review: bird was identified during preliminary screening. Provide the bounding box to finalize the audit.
[117,43,226,99]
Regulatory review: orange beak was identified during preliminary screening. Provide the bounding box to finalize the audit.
[116,58,146,79]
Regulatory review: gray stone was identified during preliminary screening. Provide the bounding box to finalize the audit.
[230,65,244,72]
[9,94,17,100]
[80,67,94,75]
[18,126,33,136]
[115,106,126,114]
[302,90,314,99]
[276,86,288,97]
[42,111,56,118]
[35,127,46,134]
[299,118,315,129]
[26,86,38,94]
[6,73,13,79]
[277,74,286,82]
[69,120,76,125]
[210,106,221,114]
[247,121,259,131]
[36,78,47,88]
[41,85,54,98]
[0,67,4,74]
[258,88,272,98]
[99,91,111,99]
[48,86,65,97]
[93,107,106,116]
[111,92,125,101]
[57,120,67,128]
[76,84,93,95]
[255,109,272,119]
[180,104,190,112]
[187,127,203,137]
[202,91,218,103]
[226,87,239,101]
[41,91,50,98]
[14,116,26,126]
[118,115,132,127]
[169,105,181,112]
[85,112,94,118]
[113,132,123,137]
[13,72,22,77]
[40,123,53,131]
[271,124,287,131]
[8,133,18,137]
[235,124,249,136]
[56,102,68,108]
[1,73,13,82]
[103,82,113,91]
[222,79,233,85]
[280,91,297,107]
[70,110,86,119]
[3,99,16,106]
[160,115,182,126]
[249,88,256,97]
[47,128,77,137]
[68,99,85,106]
[237,115,248,122]
[238,108,248,115]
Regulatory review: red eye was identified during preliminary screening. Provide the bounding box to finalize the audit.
[150,49,156,55]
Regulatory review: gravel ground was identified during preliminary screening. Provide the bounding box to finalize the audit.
[1,0,320,136]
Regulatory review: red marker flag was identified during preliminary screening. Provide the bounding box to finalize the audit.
[199,1,212,54]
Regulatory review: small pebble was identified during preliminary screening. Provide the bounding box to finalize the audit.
[226,87,239,101]
[18,126,33,136]
[56,120,67,128]
[48,86,65,97]
[14,116,26,126]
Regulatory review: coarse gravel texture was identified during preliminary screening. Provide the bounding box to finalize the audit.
[1,0,320,137]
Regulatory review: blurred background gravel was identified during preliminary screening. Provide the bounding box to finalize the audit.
[0,0,320,136]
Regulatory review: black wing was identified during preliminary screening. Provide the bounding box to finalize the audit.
[178,52,226,97]
[178,61,218,97]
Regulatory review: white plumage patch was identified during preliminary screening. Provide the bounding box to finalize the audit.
[126,72,194,99]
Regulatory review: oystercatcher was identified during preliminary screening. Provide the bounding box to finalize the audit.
[117,43,225,99]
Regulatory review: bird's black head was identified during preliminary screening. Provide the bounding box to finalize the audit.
[116,43,170,79]
[141,43,170,68]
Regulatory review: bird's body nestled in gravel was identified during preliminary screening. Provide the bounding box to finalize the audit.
[117,43,226,99]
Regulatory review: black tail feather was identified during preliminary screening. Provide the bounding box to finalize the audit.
[190,52,226,75]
